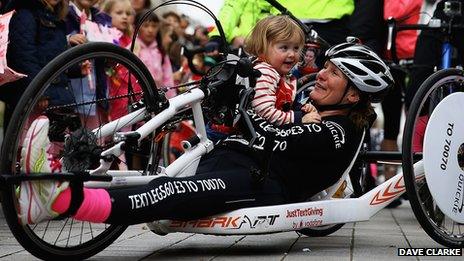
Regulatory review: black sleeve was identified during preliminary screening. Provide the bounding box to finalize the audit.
[7,10,41,83]
[246,109,352,158]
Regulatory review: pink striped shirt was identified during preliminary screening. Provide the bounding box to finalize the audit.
[251,62,297,125]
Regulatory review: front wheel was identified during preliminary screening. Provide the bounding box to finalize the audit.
[402,68,464,248]
[0,42,160,260]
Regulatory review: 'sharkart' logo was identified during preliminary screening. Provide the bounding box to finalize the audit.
[169,215,279,229]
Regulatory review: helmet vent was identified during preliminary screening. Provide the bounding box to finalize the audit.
[342,62,368,76]
[364,79,381,87]
[360,60,384,74]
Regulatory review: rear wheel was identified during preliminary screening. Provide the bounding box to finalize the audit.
[0,42,160,260]
[402,68,464,248]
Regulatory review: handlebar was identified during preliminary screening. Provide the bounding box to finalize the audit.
[197,54,261,146]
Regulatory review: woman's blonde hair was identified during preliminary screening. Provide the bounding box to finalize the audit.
[42,0,68,20]
[244,15,305,58]
[101,0,135,36]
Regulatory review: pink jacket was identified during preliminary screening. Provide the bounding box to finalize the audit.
[136,38,176,98]
[384,0,423,59]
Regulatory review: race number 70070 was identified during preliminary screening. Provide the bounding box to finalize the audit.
[440,123,454,171]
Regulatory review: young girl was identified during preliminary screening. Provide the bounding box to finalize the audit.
[135,11,176,98]
[66,0,112,128]
[101,0,138,125]
[246,15,319,125]
[101,0,134,48]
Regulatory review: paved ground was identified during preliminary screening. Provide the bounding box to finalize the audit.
[0,201,462,261]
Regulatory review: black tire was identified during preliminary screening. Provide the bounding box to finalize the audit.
[0,42,160,260]
[402,68,464,248]
[294,73,346,237]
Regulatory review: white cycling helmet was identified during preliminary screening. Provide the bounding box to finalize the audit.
[326,41,394,102]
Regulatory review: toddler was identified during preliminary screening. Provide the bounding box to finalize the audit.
[246,15,320,125]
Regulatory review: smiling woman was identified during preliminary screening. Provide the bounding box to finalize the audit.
[312,42,394,130]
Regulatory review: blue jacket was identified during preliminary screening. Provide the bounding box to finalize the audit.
[2,1,72,106]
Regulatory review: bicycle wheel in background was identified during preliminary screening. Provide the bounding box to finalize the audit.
[0,42,160,260]
[402,68,464,248]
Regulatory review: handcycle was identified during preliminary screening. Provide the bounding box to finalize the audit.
[0,1,463,260]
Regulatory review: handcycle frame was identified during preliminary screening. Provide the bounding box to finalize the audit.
[75,65,415,236]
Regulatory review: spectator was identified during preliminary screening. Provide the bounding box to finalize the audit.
[129,0,151,26]
[130,0,151,14]
[66,0,112,128]
[135,11,176,98]
[162,11,184,72]
[101,0,135,48]
[406,0,464,109]
[0,0,70,130]
[381,0,422,206]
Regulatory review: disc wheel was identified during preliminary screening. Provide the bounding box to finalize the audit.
[0,42,160,260]
[402,68,464,248]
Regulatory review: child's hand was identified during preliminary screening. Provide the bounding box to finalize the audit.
[301,103,317,113]
[69,34,87,46]
[81,60,92,75]
[302,111,321,124]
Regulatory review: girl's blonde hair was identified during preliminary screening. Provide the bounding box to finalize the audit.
[101,0,135,36]
[244,15,305,58]
[42,0,68,20]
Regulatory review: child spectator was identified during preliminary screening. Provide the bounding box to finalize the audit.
[66,0,112,128]
[246,15,320,125]
[130,0,151,15]
[162,11,183,72]
[135,11,176,98]
[100,0,139,125]
[101,0,134,48]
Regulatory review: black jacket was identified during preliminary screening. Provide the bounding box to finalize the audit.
[222,110,363,202]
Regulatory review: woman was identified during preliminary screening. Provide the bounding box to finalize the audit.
[17,42,394,225]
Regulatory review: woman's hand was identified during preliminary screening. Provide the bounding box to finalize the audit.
[302,111,321,124]
[69,34,87,46]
